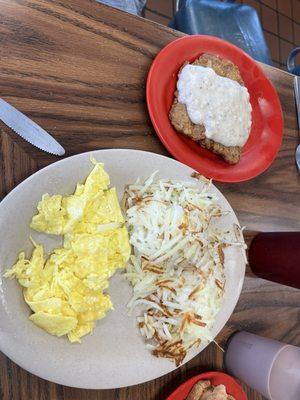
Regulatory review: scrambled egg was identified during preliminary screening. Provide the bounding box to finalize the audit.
[4,160,131,343]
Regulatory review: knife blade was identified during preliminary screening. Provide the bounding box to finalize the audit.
[294,76,300,171]
[0,98,65,156]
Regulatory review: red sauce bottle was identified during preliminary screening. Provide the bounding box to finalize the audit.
[248,232,300,289]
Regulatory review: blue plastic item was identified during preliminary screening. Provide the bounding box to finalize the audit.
[96,0,146,15]
[287,47,300,76]
[169,0,272,65]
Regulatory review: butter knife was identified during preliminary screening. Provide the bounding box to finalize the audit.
[0,98,65,156]
[294,76,300,171]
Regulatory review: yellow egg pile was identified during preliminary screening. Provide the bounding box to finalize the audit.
[4,160,131,342]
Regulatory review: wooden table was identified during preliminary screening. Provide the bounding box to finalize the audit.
[0,1,299,399]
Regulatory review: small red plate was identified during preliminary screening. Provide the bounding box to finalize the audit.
[167,371,247,400]
[146,35,283,182]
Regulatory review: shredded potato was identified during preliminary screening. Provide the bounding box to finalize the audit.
[124,172,246,365]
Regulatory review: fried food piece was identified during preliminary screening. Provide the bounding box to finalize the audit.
[194,53,243,85]
[169,54,245,164]
[186,379,211,400]
[186,380,235,400]
[198,137,241,165]
[169,100,206,141]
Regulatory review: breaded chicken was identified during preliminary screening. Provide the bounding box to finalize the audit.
[186,380,211,400]
[169,54,246,164]
[186,380,235,400]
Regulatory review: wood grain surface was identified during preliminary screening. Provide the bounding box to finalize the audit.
[0,1,299,399]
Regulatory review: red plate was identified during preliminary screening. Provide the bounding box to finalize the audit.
[167,371,247,400]
[146,35,283,182]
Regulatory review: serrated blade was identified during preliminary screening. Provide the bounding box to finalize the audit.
[0,98,65,156]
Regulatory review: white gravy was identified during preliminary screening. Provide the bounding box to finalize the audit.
[177,64,252,147]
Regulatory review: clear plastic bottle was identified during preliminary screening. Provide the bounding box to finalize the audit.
[269,345,300,400]
[224,331,300,400]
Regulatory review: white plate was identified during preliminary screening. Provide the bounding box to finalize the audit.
[0,149,245,389]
